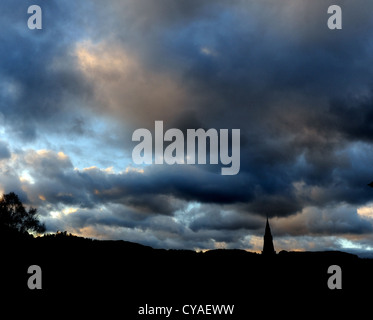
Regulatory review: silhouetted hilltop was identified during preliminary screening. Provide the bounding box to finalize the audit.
[1,234,372,318]
[34,231,155,252]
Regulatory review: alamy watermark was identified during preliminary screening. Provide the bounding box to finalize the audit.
[27,265,42,290]
[327,265,342,290]
[132,121,240,175]
[27,5,42,30]
[27,4,342,31]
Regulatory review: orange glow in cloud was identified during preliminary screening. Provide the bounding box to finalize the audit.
[357,204,373,219]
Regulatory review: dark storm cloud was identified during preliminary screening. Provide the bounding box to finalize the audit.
[17,0,373,218]
[80,0,373,219]
[22,152,251,214]
[18,146,372,224]
[3,0,373,251]
[0,0,94,141]
[327,95,373,143]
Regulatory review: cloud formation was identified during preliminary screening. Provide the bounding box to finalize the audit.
[1,0,373,254]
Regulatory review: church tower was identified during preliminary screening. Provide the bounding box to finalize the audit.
[262,217,276,256]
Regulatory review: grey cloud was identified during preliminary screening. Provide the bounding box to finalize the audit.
[188,206,263,232]
[3,0,373,251]
[274,205,373,237]
[0,0,95,142]
[0,141,11,159]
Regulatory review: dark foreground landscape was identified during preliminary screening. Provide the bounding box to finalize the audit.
[2,233,372,318]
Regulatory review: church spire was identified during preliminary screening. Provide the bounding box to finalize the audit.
[262,216,276,256]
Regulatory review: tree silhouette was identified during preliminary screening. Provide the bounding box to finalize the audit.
[0,192,45,238]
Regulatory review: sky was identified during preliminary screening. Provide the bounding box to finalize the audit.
[2,0,373,256]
